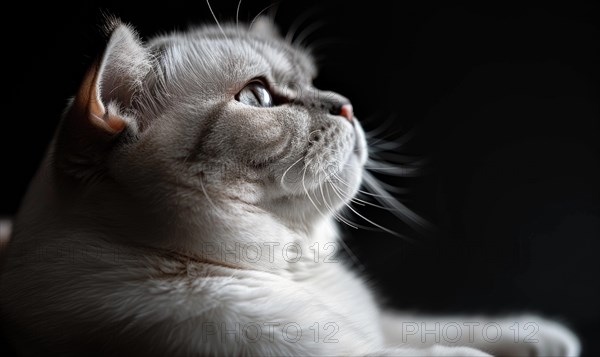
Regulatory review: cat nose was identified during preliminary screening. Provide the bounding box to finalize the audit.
[302,89,353,122]
[330,103,354,122]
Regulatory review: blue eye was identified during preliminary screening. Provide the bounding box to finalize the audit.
[236,82,273,108]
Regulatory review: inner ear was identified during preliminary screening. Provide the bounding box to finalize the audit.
[70,61,127,135]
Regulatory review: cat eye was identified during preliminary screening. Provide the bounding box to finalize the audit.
[236,82,273,108]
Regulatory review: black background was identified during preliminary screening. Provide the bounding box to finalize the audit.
[1,1,598,355]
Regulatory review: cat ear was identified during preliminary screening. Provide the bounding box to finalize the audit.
[55,22,151,177]
[250,17,282,40]
[65,22,151,138]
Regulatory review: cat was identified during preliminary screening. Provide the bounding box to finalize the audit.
[0,17,580,356]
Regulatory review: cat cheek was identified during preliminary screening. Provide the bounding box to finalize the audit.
[227,106,304,146]
[236,114,283,143]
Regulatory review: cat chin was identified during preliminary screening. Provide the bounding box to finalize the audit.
[324,153,364,208]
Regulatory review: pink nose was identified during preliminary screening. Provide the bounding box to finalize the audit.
[339,104,353,122]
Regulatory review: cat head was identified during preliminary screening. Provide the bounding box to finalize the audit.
[54,18,368,230]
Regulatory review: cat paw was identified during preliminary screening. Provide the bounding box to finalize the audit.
[494,317,580,357]
[526,319,580,357]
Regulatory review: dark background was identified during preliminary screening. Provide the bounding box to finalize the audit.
[1,1,598,355]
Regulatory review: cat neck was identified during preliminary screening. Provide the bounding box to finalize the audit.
[163,198,341,273]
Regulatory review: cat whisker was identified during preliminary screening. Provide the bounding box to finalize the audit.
[324,182,382,233]
[309,147,407,198]
[366,130,407,149]
[339,177,399,199]
[249,3,280,30]
[317,144,421,179]
[322,170,364,205]
[327,166,403,197]
[315,159,367,230]
[235,0,243,27]
[363,113,400,139]
[302,158,326,217]
[367,126,418,151]
[284,6,323,44]
[367,151,424,165]
[362,171,435,237]
[205,0,226,37]
[325,175,358,206]
[361,178,408,195]
[365,160,423,177]
[369,139,411,152]
[321,168,385,218]
[319,171,358,229]
[354,188,394,199]
[371,156,426,167]
[293,21,327,48]
[326,176,412,240]
[280,156,305,189]
[319,160,356,228]
[350,196,394,210]
[328,173,403,211]
[199,173,220,212]
[313,149,427,242]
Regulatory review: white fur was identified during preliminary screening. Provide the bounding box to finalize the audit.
[0,19,579,356]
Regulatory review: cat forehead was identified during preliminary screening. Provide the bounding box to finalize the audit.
[149,26,317,86]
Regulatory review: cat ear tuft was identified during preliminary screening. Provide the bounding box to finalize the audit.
[250,17,282,40]
[67,21,151,137]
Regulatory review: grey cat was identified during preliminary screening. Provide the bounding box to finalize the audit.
[0,18,579,356]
